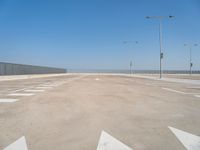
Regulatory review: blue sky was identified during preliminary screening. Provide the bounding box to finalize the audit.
[0,0,200,70]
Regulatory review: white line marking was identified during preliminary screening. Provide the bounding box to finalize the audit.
[162,88,200,95]
[0,99,18,103]
[0,89,14,93]
[36,87,53,89]
[3,136,28,150]
[162,88,186,94]
[188,87,200,89]
[95,78,100,81]
[145,83,155,86]
[97,131,133,150]
[11,88,28,93]
[11,86,35,93]
[8,93,35,96]
[169,126,200,150]
[41,84,57,87]
[24,90,45,92]
[186,93,200,95]
[194,95,200,98]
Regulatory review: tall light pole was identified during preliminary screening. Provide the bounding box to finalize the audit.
[123,41,138,74]
[146,15,174,78]
[130,61,133,74]
[184,43,198,75]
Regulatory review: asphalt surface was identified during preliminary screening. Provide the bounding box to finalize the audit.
[0,74,200,150]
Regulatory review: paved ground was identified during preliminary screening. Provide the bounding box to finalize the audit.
[138,73,200,80]
[0,74,200,150]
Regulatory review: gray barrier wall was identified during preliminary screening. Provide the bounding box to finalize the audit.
[0,62,66,75]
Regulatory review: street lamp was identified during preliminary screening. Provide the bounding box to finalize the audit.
[130,61,133,74]
[184,43,198,75]
[123,41,138,74]
[146,15,175,78]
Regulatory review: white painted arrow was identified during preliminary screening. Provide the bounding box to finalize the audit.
[169,126,200,150]
[97,131,133,150]
[3,136,28,150]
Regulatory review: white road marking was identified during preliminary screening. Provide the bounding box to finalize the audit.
[171,113,185,118]
[36,87,53,89]
[3,136,28,150]
[24,90,45,92]
[162,88,186,94]
[11,88,29,93]
[41,84,57,87]
[95,78,100,81]
[194,95,200,98]
[0,89,14,93]
[162,87,200,97]
[188,87,200,89]
[169,126,200,150]
[145,83,155,86]
[186,93,200,95]
[42,82,65,86]
[8,93,35,96]
[0,99,18,103]
[97,131,133,150]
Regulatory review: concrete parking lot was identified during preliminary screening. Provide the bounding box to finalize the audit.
[0,74,200,150]
[137,73,200,80]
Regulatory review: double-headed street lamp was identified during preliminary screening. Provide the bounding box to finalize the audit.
[123,41,138,74]
[184,43,198,75]
[146,15,175,78]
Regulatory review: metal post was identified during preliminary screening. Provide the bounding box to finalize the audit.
[184,43,197,75]
[130,61,132,74]
[123,41,138,75]
[146,15,174,79]
[159,20,163,79]
[190,47,192,75]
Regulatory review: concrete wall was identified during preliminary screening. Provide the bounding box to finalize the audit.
[0,62,66,75]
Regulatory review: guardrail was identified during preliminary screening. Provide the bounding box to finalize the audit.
[0,62,66,75]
